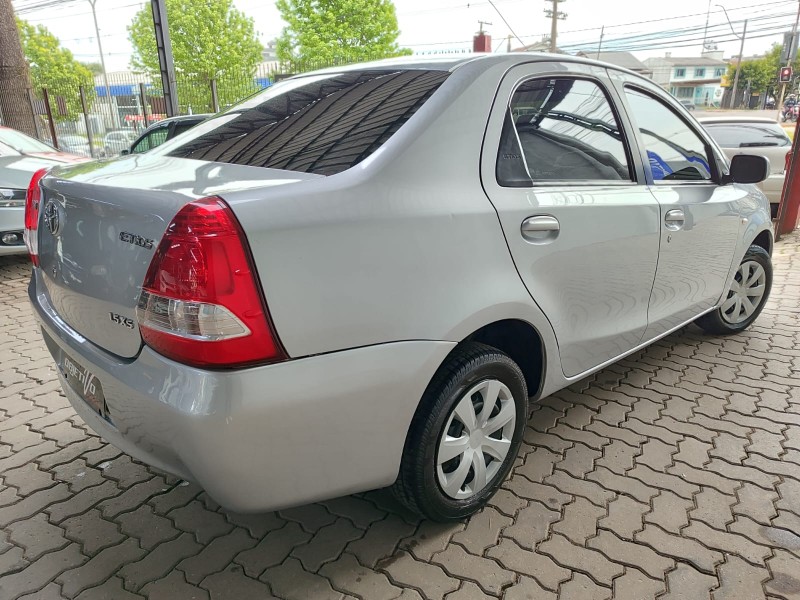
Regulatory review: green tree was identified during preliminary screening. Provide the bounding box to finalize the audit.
[728,43,800,95]
[81,62,103,76]
[128,0,262,112]
[726,58,772,94]
[275,0,411,66]
[16,17,95,121]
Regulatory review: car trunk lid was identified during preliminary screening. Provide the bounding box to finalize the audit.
[36,155,321,358]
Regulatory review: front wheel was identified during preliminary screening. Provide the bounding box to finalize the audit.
[696,244,772,335]
[393,343,528,521]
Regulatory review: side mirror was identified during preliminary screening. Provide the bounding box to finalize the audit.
[120,149,130,156]
[729,154,770,184]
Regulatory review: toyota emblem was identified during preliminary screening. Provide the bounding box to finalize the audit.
[43,200,62,237]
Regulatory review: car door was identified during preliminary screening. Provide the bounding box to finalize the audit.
[617,82,743,339]
[481,63,660,378]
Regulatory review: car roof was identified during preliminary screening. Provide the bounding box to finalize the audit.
[160,114,213,124]
[292,52,648,80]
[698,117,783,125]
[140,113,211,134]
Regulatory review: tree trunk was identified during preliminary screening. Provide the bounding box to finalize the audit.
[0,0,36,136]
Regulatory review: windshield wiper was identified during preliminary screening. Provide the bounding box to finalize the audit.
[739,142,779,147]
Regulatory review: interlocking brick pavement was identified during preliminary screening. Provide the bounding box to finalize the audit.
[2,232,800,599]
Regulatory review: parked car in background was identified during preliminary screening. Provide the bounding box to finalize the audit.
[124,114,211,155]
[0,126,86,255]
[57,134,93,157]
[679,98,696,110]
[699,117,791,218]
[103,130,139,157]
[27,55,773,521]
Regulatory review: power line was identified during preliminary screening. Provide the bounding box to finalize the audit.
[17,1,142,21]
[559,9,794,50]
[486,0,524,47]
[557,0,793,36]
[406,6,793,49]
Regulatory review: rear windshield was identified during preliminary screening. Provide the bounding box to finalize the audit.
[164,69,449,176]
[703,122,791,148]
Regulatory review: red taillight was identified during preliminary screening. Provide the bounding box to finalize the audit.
[136,197,286,368]
[23,168,48,266]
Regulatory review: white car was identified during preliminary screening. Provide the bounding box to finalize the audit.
[28,55,773,520]
[699,117,791,218]
[103,130,139,157]
[0,126,86,255]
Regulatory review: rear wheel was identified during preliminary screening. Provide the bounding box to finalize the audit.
[393,343,528,521]
[696,244,772,335]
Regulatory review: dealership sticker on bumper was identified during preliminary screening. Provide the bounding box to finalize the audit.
[61,353,107,417]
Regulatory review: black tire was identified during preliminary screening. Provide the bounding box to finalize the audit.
[393,342,528,521]
[696,244,772,335]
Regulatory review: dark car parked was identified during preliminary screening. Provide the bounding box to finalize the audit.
[125,114,211,154]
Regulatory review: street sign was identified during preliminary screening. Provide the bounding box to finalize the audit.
[780,66,793,83]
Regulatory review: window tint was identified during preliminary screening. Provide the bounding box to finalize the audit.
[165,69,449,176]
[496,78,631,186]
[132,127,169,154]
[625,88,712,182]
[172,121,200,137]
[703,122,791,148]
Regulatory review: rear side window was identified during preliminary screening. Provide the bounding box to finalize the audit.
[132,127,169,153]
[703,123,791,148]
[625,88,712,182]
[497,77,632,186]
[166,70,449,176]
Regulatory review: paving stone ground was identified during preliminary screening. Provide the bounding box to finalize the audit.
[2,233,800,600]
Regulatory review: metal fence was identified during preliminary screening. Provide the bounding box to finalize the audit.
[0,55,390,159]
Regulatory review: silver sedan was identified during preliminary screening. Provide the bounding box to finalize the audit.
[27,54,773,520]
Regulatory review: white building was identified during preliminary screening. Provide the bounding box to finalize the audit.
[643,52,728,107]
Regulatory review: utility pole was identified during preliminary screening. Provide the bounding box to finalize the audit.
[0,0,36,136]
[716,5,748,110]
[544,0,566,53]
[777,0,800,122]
[88,0,117,128]
[731,20,747,109]
[702,0,711,51]
[596,25,604,59]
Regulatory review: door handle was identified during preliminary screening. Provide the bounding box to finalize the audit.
[521,215,560,243]
[664,209,685,231]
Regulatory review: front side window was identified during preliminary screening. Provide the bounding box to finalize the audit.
[163,69,449,176]
[496,77,631,186]
[625,88,712,182]
[132,127,169,154]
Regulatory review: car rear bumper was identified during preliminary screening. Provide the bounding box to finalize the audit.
[30,270,454,512]
[0,207,26,255]
[759,173,784,205]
